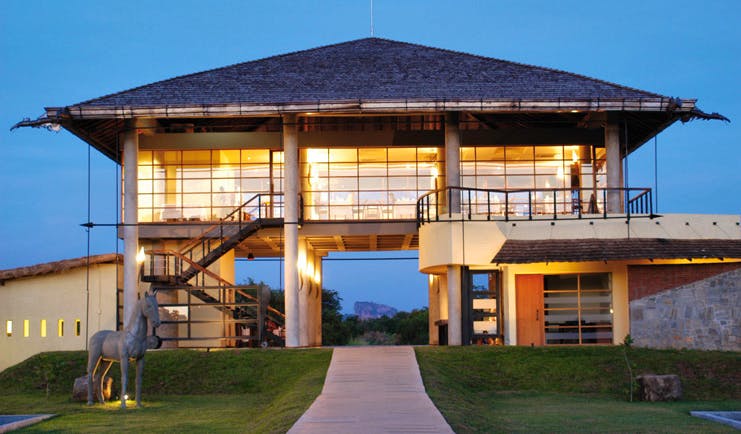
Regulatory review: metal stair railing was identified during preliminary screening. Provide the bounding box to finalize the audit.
[178,193,283,273]
[143,193,286,284]
[153,284,283,346]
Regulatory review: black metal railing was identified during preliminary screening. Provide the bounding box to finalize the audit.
[177,193,284,267]
[143,193,302,283]
[120,284,284,347]
[417,186,654,226]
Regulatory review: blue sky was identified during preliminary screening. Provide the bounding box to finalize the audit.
[1,0,739,313]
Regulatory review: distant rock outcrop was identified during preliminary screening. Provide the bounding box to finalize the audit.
[354,301,398,320]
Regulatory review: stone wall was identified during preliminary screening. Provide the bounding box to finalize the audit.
[629,267,740,350]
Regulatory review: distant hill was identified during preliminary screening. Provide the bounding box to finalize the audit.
[354,301,398,320]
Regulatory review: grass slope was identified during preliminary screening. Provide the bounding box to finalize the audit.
[416,346,741,433]
[0,348,331,433]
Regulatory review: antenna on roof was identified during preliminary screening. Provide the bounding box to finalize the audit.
[370,0,374,37]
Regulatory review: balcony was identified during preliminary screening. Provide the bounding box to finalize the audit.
[417,186,654,226]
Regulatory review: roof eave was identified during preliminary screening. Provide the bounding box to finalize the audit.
[52,97,698,120]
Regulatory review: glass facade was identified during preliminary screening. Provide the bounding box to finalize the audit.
[137,149,283,223]
[134,144,606,222]
[301,147,443,220]
[461,145,606,216]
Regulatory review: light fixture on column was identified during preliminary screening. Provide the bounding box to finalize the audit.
[136,247,146,279]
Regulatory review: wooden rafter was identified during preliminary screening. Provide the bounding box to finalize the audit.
[333,235,346,251]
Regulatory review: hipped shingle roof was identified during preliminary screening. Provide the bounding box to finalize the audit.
[491,239,741,264]
[80,37,664,107]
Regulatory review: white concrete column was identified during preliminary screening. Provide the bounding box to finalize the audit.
[445,112,461,213]
[122,125,139,330]
[447,265,462,345]
[605,122,623,213]
[298,240,310,347]
[313,254,323,346]
[283,113,300,347]
[439,273,449,322]
[428,275,440,345]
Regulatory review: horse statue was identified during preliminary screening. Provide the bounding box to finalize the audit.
[87,288,161,408]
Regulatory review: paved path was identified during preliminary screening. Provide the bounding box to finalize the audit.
[288,346,454,434]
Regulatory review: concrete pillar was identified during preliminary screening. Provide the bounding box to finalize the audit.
[298,239,310,347]
[283,113,300,347]
[213,251,235,347]
[605,122,623,213]
[313,254,323,346]
[428,275,440,345]
[439,273,449,322]
[445,112,461,213]
[447,265,462,345]
[122,125,139,330]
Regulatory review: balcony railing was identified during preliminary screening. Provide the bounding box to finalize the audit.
[417,186,654,226]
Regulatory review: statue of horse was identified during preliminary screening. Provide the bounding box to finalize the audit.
[87,288,161,408]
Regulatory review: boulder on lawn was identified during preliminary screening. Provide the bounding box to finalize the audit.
[72,375,114,402]
[636,374,682,401]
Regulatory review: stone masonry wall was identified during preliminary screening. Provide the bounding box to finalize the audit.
[629,267,740,350]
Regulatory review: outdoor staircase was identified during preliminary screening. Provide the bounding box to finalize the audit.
[143,194,284,285]
[141,193,289,346]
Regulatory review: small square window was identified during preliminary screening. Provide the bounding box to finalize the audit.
[58,319,64,337]
[5,320,12,337]
[75,319,81,337]
[23,320,29,337]
[40,319,47,338]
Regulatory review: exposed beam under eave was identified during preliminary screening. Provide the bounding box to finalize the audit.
[138,127,605,149]
[402,234,414,250]
[333,235,346,251]
[259,236,281,253]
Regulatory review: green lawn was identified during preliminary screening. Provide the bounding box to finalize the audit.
[0,348,332,433]
[416,346,741,433]
[2,346,739,433]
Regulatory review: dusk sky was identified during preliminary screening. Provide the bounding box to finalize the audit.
[1,0,739,313]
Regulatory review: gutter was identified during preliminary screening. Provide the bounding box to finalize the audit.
[33,97,701,121]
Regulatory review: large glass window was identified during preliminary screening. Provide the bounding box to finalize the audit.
[301,147,443,220]
[543,273,612,345]
[136,149,282,222]
[461,145,606,216]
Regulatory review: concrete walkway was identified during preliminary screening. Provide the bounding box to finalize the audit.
[288,346,454,434]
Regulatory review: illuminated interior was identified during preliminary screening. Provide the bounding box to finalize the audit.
[135,144,606,222]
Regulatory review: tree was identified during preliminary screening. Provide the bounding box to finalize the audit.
[322,289,351,345]
[396,308,429,344]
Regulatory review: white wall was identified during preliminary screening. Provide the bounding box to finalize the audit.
[0,264,119,372]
